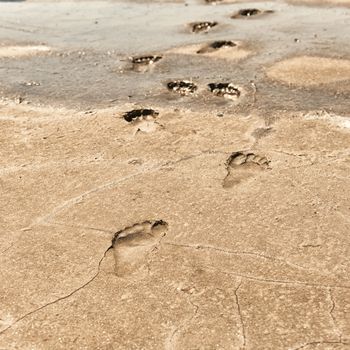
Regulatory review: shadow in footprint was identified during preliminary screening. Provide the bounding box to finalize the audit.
[123,108,160,133]
[231,9,274,19]
[197,40,236,54]
[112,220,168,276]
[223,151,270,188]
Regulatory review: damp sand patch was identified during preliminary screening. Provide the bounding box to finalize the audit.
[267,56,350,86]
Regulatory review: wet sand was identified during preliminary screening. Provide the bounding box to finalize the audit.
[0,0,349,349]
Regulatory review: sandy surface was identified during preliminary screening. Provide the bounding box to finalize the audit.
[0,45,51,58]
[267,56,350,87]
[0,0,350,349]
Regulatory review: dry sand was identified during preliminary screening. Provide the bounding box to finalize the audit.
[0,0,350,349]
[267,56,350,87]
[0,45,51,58]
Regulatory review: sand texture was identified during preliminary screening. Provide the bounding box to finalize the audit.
[0,0,350,349]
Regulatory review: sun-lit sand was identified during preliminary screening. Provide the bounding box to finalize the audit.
[0,0,349,349]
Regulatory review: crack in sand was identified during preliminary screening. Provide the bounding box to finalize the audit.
[33,150,226,228]
[198,265,350,290]
[41,221,115,235]
[0,246,111,337]
[328,288,343,342]
[20,141,350,231]
[165,294,199,350]
[165,242,315,272]
[0,243,14,255]
[234,280,246,349]
[292,340,349,350]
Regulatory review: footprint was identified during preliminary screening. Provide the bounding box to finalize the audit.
[197,40,236,54]
[123,109,160,133]
[223,151,270,188]
[123,109,159,123]
[190,21,218,33]
[166,41,250,61]
[129,55,162,72]
[231,9,274,19]
[112,220,168,276]
[208,83,241,100]
[167,80,198,95]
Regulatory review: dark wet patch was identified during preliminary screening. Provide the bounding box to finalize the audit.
[197,40,236,54]
[191,21,218,33]
[167,80,197,95]
[208,83,241,99]
[123,109,159,122]
[131,55,162,65]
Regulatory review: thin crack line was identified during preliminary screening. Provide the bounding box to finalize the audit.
[196,265,350,290]
[234,279,246,349]
[40,221,115,235]
[0,246,111,337]
[166,293,199,350]
[291,340,349,350]
[0,243,14,255]
[165,242,313,272]
[328,288,343,342]
[33,150,224,228]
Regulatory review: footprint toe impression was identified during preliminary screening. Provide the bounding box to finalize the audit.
[123,109,159,123]
[208,83,241,100]
[112,220,168,276]
[167,80,198,95]
[130,55,162,72]
[197,40,236,54]
[231,8,273,19]
[191,21,218,33]
[223,151,270,188]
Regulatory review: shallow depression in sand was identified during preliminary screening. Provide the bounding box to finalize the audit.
[167,42,251,61]
[267,56,350,86]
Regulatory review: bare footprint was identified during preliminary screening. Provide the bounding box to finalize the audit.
[122,108,160,133]
[197,40,236,54]
[223,151,270,188]
[231,9,274,19]
[190,21,218,33]
[112,220,168,276]
[129,55,162,72]
[167,80,198,95]
[208,83,241,100]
